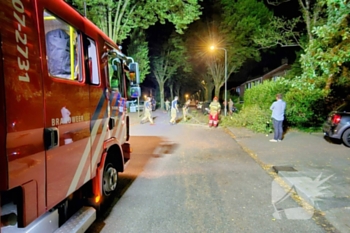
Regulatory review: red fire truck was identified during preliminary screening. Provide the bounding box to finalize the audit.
[0,0,139,232]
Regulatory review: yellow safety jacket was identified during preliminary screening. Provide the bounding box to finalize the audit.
[209,101,221,114]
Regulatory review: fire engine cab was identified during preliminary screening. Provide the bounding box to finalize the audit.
[0,0,139,232]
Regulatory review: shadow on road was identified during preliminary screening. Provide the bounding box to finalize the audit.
[86,135,179,232]
[323,135,343,145]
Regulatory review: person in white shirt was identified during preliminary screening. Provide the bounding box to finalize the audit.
[170,96,179,125]
[269,93,286,142]
[141,97,154,125]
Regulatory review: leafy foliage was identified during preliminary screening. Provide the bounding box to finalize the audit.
[233,77,327,131]
[220,105,271,133]
[281,0,350,129]
[69,0,202,43]
[127,29,150,83]
[225,79,291,132]
[191,0,275,101]
[253,16,304,49]
[234,0,350,132]
[284,52,303,80]
[221,0,273,61]
[300,0,350,91]
[244,79,291,111]
[152,34,191,110]
[67,0,202,87]
[284,83,327,128]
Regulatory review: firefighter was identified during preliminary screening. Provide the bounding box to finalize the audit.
[182,99,191,121]
[165,98,170,113]
[140,97,154,125]
[209,96,221,127]
[170,96,179,125]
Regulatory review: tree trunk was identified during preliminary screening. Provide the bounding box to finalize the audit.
[108,6,112,39]
[204,83,214,101]
[298,0,313,42]
[170,84,174,101]
[159,85,165,111]
[214,86,220,100]
[175,85,180,100]
[198,89,203,101]
[325,73,333,91]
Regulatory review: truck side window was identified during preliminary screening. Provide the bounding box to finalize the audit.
[108,58,123,91]
[43,10,81,81]
[84,37,99,85]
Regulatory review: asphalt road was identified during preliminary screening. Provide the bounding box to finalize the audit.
[86,110,325,233]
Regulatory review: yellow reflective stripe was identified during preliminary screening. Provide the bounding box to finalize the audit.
[70,27,75,80]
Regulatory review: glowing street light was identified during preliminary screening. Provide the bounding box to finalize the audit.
[210,45,228,116]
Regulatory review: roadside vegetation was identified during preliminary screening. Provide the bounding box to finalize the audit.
[222,0,350,133]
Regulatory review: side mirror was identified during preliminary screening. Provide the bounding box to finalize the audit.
[129,62,140,84]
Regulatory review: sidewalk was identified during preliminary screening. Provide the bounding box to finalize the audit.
[227,127,350,233]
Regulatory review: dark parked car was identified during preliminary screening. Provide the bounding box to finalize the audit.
[323,101,350,147]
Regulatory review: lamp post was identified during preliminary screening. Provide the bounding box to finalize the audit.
[210,46,227,116]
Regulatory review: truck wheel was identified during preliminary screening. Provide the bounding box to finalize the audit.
[102,159,118,197]
[342,128,350,147]
[95,157,118,216]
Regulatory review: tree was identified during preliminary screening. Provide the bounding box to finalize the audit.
[152,34,191,110]
[297,0,325,42]
[300,0,350,91]
[179,72,202,102]
[182,20,217,101]
[253,16,305,49]
[262,0,327,49]
[66,0,202,87]
[167,78,175,101]
[267,0,350,127]
[69,0,202,44]
[200,70,215,101]
[184,19,241,102]
[200,0,274,100]
[206,56,224,98]
[263,0,349,91]
[126,29,150,83]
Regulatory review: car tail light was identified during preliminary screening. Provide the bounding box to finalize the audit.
[332,114,341,124]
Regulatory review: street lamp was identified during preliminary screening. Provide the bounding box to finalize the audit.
[210,46,228,116]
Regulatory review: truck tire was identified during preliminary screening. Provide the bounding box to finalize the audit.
[95,156,119,216]
[342,128,350,147]
[99,156,118,213]
[102,158,118,198]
